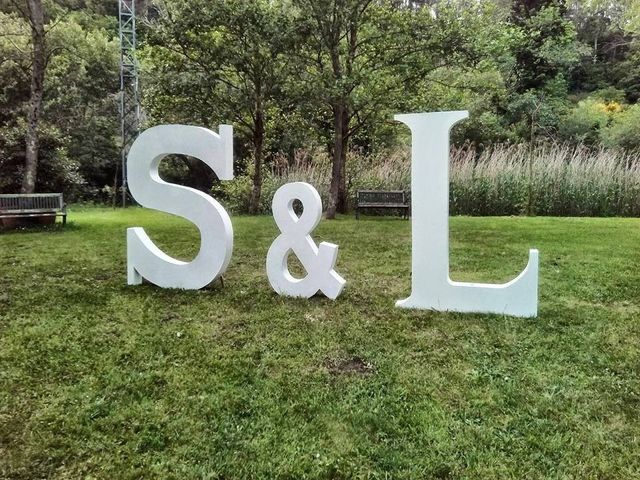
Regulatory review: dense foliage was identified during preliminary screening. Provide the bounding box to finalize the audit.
[0,0,639,213]
[0,1,120,199]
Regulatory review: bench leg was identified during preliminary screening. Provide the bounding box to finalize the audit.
[356,207,359,220]
[62,214,67,226]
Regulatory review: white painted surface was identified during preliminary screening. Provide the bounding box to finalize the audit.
[395,111,539,317]
[266,182,346,299]
[127,124,234,289]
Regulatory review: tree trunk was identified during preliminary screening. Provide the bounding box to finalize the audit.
[326,102,347,219]
[248,99,265,215]
[21,0,45,194]
[337,107,349,213]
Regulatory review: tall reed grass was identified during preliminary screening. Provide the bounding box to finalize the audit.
[221,143,640,216]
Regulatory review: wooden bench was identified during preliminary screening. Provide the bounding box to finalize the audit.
[356,190,410,219]
[0,193,67,226]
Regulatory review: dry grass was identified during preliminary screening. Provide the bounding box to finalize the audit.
[450,144,640,216]
[224,143,640,216]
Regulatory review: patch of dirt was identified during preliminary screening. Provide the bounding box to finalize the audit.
[160,312,180,322]
[324,356,375,376]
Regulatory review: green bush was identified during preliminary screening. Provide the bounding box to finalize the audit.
[560,97,612,145]
[602,103,640,150]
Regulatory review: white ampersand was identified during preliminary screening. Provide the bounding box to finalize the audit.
[266,182,346,299]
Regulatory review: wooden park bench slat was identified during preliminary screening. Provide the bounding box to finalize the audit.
[0,193,67,225]
[356,190,410,219]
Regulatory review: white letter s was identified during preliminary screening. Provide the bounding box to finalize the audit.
[127,124,234,289]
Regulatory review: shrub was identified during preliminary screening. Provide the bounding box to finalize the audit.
[602,103,640,150]
[560,98,612,145]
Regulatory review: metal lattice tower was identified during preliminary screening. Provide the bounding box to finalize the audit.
[119,0,140,207]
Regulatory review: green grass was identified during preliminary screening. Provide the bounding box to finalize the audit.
[1,208,639,479]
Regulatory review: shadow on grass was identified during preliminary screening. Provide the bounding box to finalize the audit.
[0,221,79,234]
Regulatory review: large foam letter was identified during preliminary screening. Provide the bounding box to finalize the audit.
[127,124,234,289]
[396,111,538,317]
[266,182,346,299]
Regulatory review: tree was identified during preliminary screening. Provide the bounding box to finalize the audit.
[0,4,120,197]
[510,1,584,92]
[497,1,587,139]
[143,0,295,213]
[291,0,411,218]
[13,0,46,194]
[291,0,485,218]
[567,0,640,102]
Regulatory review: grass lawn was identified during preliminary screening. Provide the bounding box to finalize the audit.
[1,208,639,479]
